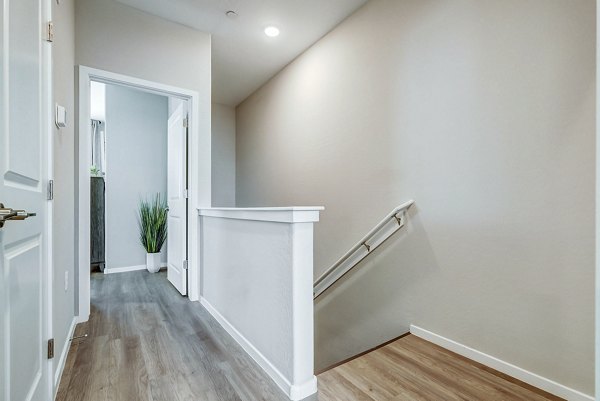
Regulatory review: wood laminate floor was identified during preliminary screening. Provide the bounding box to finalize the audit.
[318,334,564,401]
[57,270,563,401]
[56,270,300,401]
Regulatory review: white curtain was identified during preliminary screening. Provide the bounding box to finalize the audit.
[91,120,106,175]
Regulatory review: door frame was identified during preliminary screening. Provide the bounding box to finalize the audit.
[596,1,599,395]
[76,66,208,321]
[43,0,54,397]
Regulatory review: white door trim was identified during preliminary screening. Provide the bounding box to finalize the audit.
[43,0,54,397]
[76,66,209,321]
[596,0,600,395]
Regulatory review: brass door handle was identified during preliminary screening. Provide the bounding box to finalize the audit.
[0,203,37,228]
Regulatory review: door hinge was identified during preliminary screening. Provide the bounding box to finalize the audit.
[47,338,54,359]
[183,260,188,270]
[184,189,189,199]
[183,116,188,128]
[47,180,54,200]
[46,21,54,42]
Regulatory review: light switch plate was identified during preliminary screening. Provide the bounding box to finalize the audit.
[55,104,67,128]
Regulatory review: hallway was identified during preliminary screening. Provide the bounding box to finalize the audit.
[56,271,292,401]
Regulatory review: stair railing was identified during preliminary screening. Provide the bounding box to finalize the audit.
[313,200,414,299]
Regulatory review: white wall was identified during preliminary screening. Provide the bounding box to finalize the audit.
[204,218,296,379]
[74,0,211,194]
[211,103,236,206]
[200,207,322,399]
[236,0,595,396]
[75,0,211,306]
[51,0,76,388]
[105,84,168,269]
[74,0,211,204]
[75,0,211,108]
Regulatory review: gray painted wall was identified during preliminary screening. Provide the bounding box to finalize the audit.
[105,84,168,269]
[212,103,236,206]
[52,0,75,383]
[236,0,595,395]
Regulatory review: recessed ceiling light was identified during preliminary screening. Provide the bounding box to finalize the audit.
[264,26,280,37]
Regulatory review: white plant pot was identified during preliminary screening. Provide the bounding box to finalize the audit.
[146,252,161,273]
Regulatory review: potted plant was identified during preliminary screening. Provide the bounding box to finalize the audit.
[138,194,168,273]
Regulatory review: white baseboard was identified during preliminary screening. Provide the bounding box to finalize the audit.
[53,317,77,398]
[104,264,146,274]
[75,314,89,324]
[104,263,167,274]
[200,297,317,400]
[409,325,593,401]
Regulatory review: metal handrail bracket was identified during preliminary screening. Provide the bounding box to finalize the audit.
[313,200,414,299]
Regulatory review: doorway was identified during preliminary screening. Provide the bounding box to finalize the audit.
[77,67,204,322]
[89,82,187,285]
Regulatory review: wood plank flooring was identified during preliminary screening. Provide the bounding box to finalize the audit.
[56,270,300,401]
[57,270,563,401]
[318,334,564,401]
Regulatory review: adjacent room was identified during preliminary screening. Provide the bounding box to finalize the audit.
[88,80,190,293]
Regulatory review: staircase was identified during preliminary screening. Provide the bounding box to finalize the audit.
[313,203,563,401]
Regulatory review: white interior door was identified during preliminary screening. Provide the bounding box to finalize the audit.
[0,0,51,400]
[167,103,188,295]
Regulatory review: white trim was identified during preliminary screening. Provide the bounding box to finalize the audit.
[409,325,593,401]
[42,0,55,399]
[77,66,210,319]
[104,264,145,274]
[200,297,317,400]
[198,207,324,223]
[74,315,88,325]
[53,317,77,398]
[103,263,167,274]
[201,206,325,211]
[595,0,600,394]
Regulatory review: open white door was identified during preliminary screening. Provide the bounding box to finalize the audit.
[0,0,52,400]
[167,103,188,295]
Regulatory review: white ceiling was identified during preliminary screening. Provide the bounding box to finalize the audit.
[114,0,369,106]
